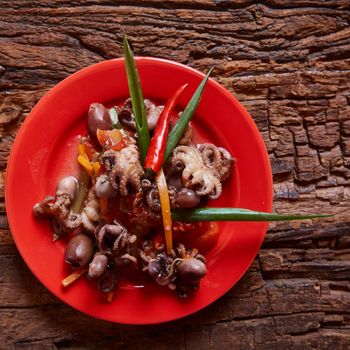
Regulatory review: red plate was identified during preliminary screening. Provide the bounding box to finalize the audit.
[5,58,272,324]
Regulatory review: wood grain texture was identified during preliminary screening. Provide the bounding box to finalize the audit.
[1,0,350,349]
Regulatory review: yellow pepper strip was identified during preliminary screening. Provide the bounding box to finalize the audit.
[93,161,101,177]
[156,169,173,254]
[61,267,87,287]
[78,143,87,158]
[78,155,93,177]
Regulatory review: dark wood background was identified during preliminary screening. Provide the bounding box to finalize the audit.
[1,1,350,349]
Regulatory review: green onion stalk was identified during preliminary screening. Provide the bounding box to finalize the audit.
[123,35,150,163]
[172,207,332,222]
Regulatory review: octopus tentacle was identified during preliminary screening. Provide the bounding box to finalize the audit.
[167,186,179,209]
[197,143,222,177]
[146,187,161,212]
[218,147,235,182]
[113,233,127,255]
[81,188,100,232]
[182,164,196,185]
[64,212,82,229]
[207,177,222,199]
[33,194,81,233]
[126,167,142,194]
[197,144,234,182]
[117,166,130,196]
[188,169,222,199]
[108,144,144,196]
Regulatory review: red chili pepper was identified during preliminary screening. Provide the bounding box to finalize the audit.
[144,83,188,173]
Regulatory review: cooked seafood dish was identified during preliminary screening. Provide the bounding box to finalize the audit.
[33,93,235,299]
[31,38,326,303]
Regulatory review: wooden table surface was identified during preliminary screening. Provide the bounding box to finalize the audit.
[1,1,350,349]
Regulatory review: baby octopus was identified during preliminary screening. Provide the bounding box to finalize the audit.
[107,144,144,196]
[33,176,81,236]
[95,221,137,259]
[170,143,234,200]
[86,221,138,292]
[170,145,222,199]
[140,240,207,297]
[175,243,207,298]
[33,177,102,235]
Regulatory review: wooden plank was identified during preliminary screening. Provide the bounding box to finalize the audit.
[0,1,350,348]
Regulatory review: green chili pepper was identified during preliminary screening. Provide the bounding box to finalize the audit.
[171,207,332,222]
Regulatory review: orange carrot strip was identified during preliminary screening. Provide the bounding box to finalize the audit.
[156,169,173,254]
[107,291,114,303]
[61,268,87,287]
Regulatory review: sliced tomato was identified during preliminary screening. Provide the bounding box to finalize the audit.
[112,137,128,151]
[96,129,124,150]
